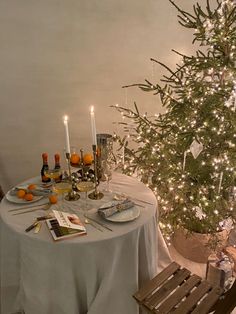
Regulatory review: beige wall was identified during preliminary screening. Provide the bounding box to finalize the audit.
[0,0,205,191]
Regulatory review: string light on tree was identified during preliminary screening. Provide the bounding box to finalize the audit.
[112,0,236,246]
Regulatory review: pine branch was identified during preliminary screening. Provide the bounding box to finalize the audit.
[150,58,183,85]
[227,6,236,23]
[122,83,147,89]
[113,0,236,243]
[169,0,196,20]
[196,2,208,19]
[206,0,212,17]
[172,49,191,60]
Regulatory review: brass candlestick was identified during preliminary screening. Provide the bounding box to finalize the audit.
[88,144,104,200]
[65,152,80,201]
[80,149,85,180]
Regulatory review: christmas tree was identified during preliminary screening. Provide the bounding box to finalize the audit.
[113,0,236,244]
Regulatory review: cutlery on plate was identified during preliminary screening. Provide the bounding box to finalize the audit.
[12,204,52,215]
[84,214,113,231]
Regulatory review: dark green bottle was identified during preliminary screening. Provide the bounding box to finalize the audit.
[41,153,51,183]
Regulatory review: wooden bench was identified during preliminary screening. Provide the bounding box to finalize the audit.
[133,261,236,314]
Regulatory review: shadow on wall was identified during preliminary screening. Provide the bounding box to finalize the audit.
[0,155,11,193]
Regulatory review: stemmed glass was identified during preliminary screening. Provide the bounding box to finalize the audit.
[53,182,72,210]
[44,168,62,190]
[44,168,62,206]
[102,155,116,193]
[102,161,113,192]
[76,181,94,210]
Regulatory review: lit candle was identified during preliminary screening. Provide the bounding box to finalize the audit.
[90,106,97,146]
[63,115,71,154]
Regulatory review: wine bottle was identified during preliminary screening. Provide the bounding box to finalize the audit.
[54,153,62,183]
[41,153,51,183]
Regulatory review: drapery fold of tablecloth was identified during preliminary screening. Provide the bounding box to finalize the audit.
[0,173,171,314]
[1,219,159,314]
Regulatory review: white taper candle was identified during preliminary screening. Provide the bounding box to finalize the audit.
[63,115,71,154]
[90,106,97,146]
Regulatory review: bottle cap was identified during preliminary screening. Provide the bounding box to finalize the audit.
[55,153,60,162]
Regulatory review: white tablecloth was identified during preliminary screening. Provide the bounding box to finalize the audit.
[0,172,171,314]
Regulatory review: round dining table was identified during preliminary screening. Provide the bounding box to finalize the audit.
[0,172,171,314]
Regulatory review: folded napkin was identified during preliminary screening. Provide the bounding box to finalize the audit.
[10,186,52,197]
[98,198,134,218]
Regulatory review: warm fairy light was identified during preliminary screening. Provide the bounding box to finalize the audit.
[112,0,236,246]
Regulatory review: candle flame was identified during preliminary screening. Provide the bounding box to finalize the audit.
[63,115,68,123]
[90,106,94,114]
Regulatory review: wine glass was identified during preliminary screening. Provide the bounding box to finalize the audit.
[103,163,112,192]
[44,168,62,180]
[44,168,62,189]
[102,160,115,193]
[53,182,72,210]
[76,181,94,210]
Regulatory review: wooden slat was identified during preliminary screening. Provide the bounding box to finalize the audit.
[144,268,191,310]
[172,280,212,314]
[154,274,201,314]
[191,286,223,314]
[133,262,180,302]
[214,280,236,314]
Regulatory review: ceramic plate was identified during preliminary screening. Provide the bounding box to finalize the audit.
[5,190,44,204]
[100,201,141,222]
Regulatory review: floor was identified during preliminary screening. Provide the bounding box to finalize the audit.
[169,243,207,278]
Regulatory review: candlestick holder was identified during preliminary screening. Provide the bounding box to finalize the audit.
[88,145,104,200]
[80,149,85,180]
[65,152,80,201]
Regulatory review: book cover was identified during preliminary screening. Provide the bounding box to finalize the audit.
[46,210,86,241]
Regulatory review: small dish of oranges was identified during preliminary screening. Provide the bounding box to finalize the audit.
[6,183,44,204]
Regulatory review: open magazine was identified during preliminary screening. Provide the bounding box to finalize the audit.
[46,210,86,241]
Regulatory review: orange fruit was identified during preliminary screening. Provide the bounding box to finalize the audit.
[27,184,36,190]
[24,193,34,201]
[70,153,80,165]
[49,194,58,204]
[17,189,26,199]
[96,147,101,157]
[83,153,93,165]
